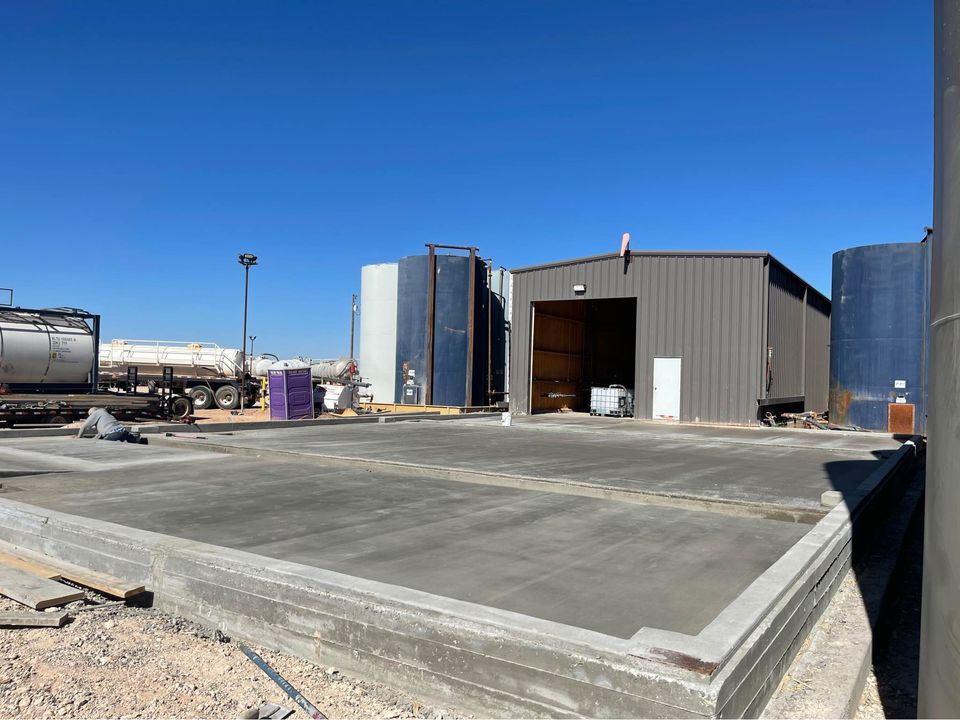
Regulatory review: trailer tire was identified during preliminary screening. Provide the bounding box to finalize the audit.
[189,385,215,410]
[215,385,240,410]
[170,396,193,419]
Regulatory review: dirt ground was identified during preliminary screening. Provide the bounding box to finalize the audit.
[0,595,456,720]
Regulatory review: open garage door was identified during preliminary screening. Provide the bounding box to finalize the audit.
[530,298,636,414]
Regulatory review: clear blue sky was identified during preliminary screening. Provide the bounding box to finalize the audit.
[1,1,931,358]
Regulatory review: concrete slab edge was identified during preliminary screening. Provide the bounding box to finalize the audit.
[0,496,719,718]
[0,411,476,439]
[759,467,925,719]
[712,438,920,717]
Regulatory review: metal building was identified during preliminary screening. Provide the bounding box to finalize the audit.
[508,251,830,425]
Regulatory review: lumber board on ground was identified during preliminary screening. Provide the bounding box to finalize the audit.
[0,565,84,610]
[0,540,145,599]
[0,611,69,628]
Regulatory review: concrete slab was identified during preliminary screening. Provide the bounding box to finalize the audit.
[0,418,919,717]
[183,415,902,512]
[0,447,808,638]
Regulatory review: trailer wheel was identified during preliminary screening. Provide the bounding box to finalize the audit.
[170,396,193,419]
[189,385,215,410]
[215,385,240,410]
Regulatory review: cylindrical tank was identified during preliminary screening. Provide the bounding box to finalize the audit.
[829,242,928,432]
[99,340,243,379]
[0,310,95,384]
[358,263,399,403]
[395,253,488,406]
[310,358,355,382]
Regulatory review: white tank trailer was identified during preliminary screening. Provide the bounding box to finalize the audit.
[0,308,181,427]
[100,339,358,411]
[0,308,97,386]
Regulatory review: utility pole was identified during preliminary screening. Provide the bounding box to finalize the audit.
[349,293,358,359]
[238,253,258,414]
[920,1,960,715]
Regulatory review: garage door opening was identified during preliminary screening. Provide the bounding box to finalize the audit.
[530,298,637,414]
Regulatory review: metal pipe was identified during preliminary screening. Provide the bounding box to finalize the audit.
[920,1,960,715]
[465,247,476,406]
[91,313,101,395]
[424,246,436,405]
[239,644,327,720]
[348,293,357,359]
[487,259,493,404]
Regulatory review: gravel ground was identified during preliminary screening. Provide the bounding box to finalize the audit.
[855,498,923,719]
[0,594,457,720]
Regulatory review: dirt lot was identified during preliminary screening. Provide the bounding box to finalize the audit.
[0,596,454,720]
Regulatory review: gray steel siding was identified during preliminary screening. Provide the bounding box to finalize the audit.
[804,292,831,412]
[766,262,807,401]
[510,254,766,424]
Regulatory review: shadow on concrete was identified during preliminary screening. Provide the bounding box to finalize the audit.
[824,448,924,719]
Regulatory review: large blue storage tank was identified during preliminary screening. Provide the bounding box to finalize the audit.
[829,241,929,433]
[395,253,489,406]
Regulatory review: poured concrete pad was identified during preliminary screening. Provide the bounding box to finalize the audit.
[0,445,808,638]
[192,415,902,511]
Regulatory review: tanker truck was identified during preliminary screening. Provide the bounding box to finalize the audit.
[100,339,361,412]
[0,307,189,427]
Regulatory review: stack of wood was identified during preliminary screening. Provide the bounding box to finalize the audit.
[0,540,145,628]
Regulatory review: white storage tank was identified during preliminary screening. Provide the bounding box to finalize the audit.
[0,309,96,385]
[359,263,399,403]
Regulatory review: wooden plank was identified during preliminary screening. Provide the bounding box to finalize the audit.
[0,611,70,628]
[0,541,145,599]
[0,565,84,610]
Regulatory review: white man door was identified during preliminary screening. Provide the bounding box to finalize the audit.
[652,357,681,420]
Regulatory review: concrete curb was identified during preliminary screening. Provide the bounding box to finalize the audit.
[760,463,924,718]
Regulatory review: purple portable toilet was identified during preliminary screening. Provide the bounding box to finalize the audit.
[268,362,314,420]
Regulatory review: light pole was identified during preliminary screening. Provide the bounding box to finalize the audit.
[249,335,257,359]
[238,253,258,413]
[349,293,358,359]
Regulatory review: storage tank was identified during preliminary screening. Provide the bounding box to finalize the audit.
[0,309,96,385]
[99,340,243,379]
[829,241,929,433]
[395,252,488,406]
[358,263,398,403]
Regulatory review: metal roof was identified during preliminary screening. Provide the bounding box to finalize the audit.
[510,250,829,305]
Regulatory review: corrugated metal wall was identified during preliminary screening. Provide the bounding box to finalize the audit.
[804,292,831,412]
[764,260,831,410]
[510,254,768,424]
[766,262,807,401]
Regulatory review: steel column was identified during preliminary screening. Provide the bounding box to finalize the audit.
[424,246,436,405]
[920,1,960,715]
[465,247,476,407]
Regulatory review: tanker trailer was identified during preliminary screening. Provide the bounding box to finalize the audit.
[99,339,260,410]
[0,307,98,389]
[0,308,187,426]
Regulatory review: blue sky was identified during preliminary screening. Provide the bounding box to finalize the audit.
[1,1,931,358]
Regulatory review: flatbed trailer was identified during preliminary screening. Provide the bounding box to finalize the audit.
[0,392,189,428]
